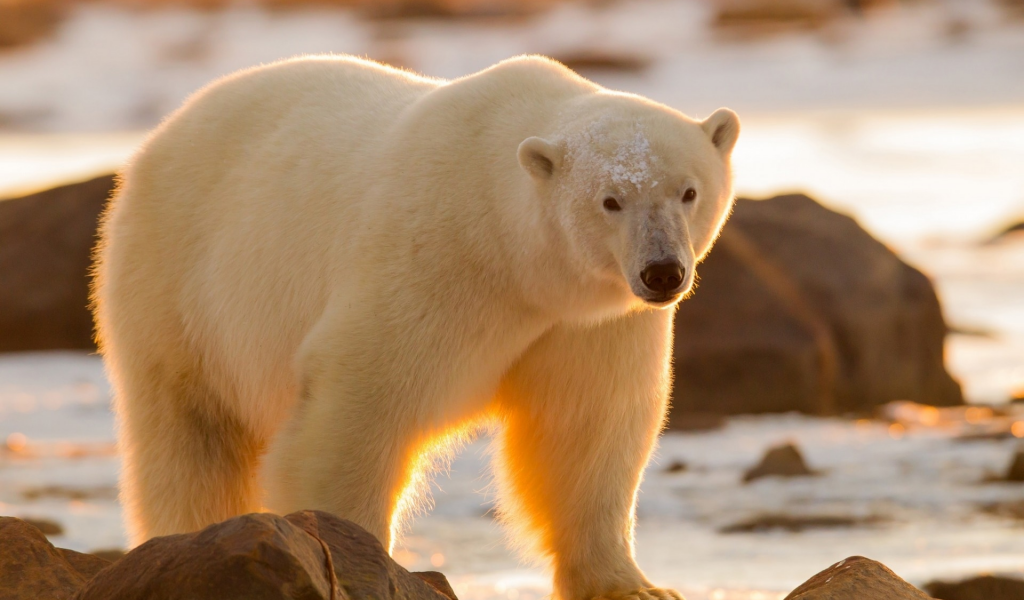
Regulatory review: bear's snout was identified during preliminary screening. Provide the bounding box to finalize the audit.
[640,259,685,296]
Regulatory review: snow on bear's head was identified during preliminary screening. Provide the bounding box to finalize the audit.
[517,93,740,310]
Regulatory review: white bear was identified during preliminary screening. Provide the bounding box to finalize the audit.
[92,55,738,600]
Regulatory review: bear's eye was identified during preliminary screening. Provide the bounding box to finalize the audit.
[682,188,697,203]
[603,197,622,212]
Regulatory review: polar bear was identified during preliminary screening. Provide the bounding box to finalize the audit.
[92,55,738,600]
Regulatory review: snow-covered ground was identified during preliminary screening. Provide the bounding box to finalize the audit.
[4,353,1024,599]
[2,0,1024,597]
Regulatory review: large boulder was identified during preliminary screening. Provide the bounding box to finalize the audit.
[671,194,962,417]
[0,174,114,353]
[784,556,931,600]
[0,516,112,599]
[74,510,455,600]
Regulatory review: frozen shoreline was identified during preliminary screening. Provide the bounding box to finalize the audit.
[3,353,1024,599]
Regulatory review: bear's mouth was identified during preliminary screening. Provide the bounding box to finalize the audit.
[639,291,684,307]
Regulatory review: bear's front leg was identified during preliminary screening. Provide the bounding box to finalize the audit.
[495,308,683,600]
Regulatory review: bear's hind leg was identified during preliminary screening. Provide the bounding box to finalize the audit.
[116,365,263,545]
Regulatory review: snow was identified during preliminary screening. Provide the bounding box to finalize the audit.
[563,118,656,193]
[4,354,1024,598]
[1,0,1024,596]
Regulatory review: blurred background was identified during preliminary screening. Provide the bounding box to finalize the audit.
[1,0,1023,599]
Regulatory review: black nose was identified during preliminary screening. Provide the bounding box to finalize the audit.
[640,259,684,294]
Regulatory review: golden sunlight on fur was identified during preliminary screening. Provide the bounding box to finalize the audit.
[92,54,737,600]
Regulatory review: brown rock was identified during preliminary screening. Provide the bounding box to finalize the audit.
[75,512,338,600]
[1005,449,1024,482]
[719,513,884,534]
[743,442,815,483]
[75,511,455,600]
[785,556,931,600]
[712,0,855,40]
[283,510,455,600]
[412,571,459,600]
[0,0,64,50]
[21,517,64,536]
[0,516,107,599]
[86,549,125,563]
[0,174,115,353]
[671,194,962,419]
[56,549,112,581]
[925,574,1024,600]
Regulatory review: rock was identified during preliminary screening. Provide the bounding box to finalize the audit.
[56,549,112,581]
[76,511,454,600]
[0,516,110,599]
[412,571,459,600]
[0,0,64,50]
[551,52,651,75]
[283,510,455,600]
[925,574,1024,600]
[784,556,931,600]
[719,514,883,533]
[21,517,65,536]
[743,442,816,483]
[75,512,336,600]
[998,0,1024,20]
[1004,449,1024,482]
[86,549,125,563]
[0,174,115,353]
[671,194,962,418]
[980,499,1024,520]
[712,0,845,35]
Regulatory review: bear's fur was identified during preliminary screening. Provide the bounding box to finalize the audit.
[92,55,739,600]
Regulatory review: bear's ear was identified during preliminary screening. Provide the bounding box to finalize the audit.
[701,108,740,158]
[517,137,562,180]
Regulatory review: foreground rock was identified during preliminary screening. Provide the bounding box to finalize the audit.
[924,574,1024,600]
[743,442,816,482]
[0,512,455,600]
[0,516,112,599]
[0,174,114,353]
[672,194,962,418]
[76,511,455,600]
[784,556,931,600]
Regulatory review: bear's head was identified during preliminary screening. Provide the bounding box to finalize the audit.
[517,93,740,313]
